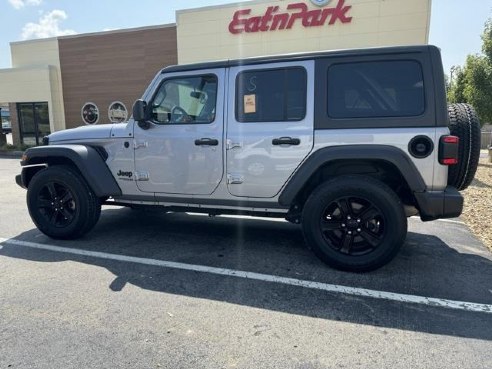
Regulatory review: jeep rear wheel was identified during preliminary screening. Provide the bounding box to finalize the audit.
[27,166,101,240]
[447,103,481,191]
[302,176,407,272]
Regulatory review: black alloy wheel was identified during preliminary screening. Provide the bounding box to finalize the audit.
[27,166,101,239]
[320,196,385,256]
[302,175,407,272]
[36,181,77,228]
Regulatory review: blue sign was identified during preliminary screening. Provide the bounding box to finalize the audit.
[310,0,332,7]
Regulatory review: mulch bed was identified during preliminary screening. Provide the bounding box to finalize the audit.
[461,155,492,251]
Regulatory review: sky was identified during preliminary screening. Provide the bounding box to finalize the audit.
[0,0,491,74]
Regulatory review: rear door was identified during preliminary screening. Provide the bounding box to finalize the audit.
[226,61,314,198]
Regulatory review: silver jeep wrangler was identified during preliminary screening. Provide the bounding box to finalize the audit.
[16,45,481,272]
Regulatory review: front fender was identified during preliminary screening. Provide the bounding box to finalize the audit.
[20,145,122,198]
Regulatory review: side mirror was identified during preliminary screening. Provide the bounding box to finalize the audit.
[132,99,150,129]
[132,99,147,121]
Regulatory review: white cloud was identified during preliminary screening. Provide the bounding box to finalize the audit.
[21,10,76,40]
[9,0,43,10]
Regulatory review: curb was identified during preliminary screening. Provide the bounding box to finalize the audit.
[0,151,23,158]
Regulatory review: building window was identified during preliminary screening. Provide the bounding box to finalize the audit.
[108,101,128,123]
[81,102,99,125]
[0,108,11,133]
[151,75,218,124]
[17,102,50,146]
[236,67,307,123]
[327,60,425,119]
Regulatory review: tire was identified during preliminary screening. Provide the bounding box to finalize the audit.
[27,165,101,240]
[302,175,407,272]
[447,103,481,191]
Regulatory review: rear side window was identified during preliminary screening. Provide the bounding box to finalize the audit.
[327,61,425,119]
[236,68,307,122]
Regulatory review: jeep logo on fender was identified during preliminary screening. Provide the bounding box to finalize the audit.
[228,0,352,34]
[117,170,133,179]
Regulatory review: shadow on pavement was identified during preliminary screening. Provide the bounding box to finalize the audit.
[471,177,492,189]
[1,208,492,341]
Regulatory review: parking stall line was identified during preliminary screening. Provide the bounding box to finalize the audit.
[1,237,491,314]
[410,216,465,225]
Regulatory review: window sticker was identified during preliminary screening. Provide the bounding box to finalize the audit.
[247,76,257,92]
[244,94,256,114]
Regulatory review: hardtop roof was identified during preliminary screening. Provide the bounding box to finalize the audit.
[161,45,437,74]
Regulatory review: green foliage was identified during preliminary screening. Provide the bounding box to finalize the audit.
[483,18,492,61]
[0,143,17,151]
[447,18,492,126]
[448,66,466,104]
[0,143,32,151]
[464,55,492,124]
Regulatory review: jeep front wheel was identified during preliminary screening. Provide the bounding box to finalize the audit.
[27,165,101,240]
[302,176,407,272]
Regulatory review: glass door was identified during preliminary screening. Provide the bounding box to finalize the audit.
[18,103,36,145]
[36,103,51,140]
[18,102,50,146]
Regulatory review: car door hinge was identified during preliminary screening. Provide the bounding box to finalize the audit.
[226,139,243,150]
[134,171,150,181]
[227,174,244,185]
[134,140,148,149]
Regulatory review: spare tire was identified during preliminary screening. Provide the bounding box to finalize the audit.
[447,103,481,191]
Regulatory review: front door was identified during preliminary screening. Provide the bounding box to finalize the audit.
[134,69,225,195]
[226,61,315,198]
[18,102,50,146]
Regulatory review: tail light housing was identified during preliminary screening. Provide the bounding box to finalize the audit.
[439,135,459,165]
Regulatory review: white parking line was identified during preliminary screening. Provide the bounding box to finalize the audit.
[410,216,465,225]
[1,237,491,314]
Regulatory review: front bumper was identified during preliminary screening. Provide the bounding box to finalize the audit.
[414,186,464,221]
[15,174,26,189]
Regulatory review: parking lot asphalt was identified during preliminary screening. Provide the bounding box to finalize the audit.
[1,157,491,369]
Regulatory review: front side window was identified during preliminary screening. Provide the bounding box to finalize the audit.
[236,68,307,123]
[327,61,425,119]
[151,75,217,124]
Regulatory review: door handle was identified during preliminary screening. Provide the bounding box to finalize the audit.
[272,137,301,146]
[195,138,219,146]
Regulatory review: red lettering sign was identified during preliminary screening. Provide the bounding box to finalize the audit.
[229,0,352,34]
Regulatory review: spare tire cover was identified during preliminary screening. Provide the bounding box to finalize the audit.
[447,103,481,191]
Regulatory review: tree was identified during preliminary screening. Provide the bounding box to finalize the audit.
[448,18,492,125]
[448,66,466,104]
[463,55,492,124]
[482,18,492,61]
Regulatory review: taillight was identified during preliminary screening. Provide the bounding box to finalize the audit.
[442,158,458,165]
[442,136,459,144]
[439,135,459,165]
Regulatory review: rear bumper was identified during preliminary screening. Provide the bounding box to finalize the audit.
[414,186,464,221]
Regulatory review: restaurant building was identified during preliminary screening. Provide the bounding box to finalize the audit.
[0,0,431,146]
